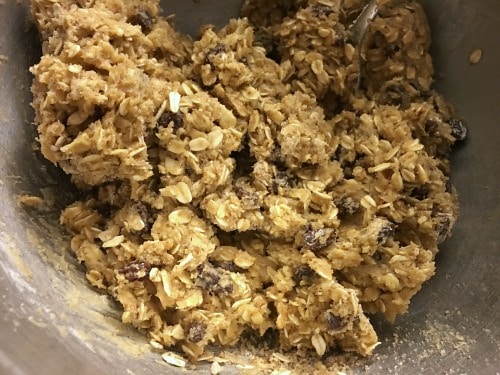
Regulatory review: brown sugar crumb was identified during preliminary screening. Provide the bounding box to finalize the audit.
[30,0,463,369]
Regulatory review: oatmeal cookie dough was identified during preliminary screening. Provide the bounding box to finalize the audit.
[30,0,192,186]
[30,0,464,362]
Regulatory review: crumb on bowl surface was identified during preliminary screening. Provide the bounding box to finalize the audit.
[469,48,482,64]
[29,0,465,367]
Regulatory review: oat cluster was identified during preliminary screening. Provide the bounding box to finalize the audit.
[30,0,462,361]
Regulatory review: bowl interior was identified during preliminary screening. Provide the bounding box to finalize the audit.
[0,1,498,374]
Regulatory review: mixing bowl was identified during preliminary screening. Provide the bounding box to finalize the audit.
[0,1,498,374]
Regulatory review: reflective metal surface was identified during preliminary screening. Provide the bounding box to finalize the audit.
[0,1,498,374]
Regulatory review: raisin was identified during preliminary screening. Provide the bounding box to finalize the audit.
[333,25,346,47]
[334,35,346,47]
[292,265,315,284]
[275,171,290,185]
[206,43,227,64]
[330,146,340,161]
[343,166,354,179]
[377,225,395,243]
[385,44,401,57]
[336,196,360,217]
[118,261,151,281]
[449,119,468,141]
[196,263,219,289]
[134,9,153,32]
[234,185,259,208]
[196,263,233,295]
[435,213,452,243]
[325,312,344,331]
[385,84,410,108]
[410,185,429,200]
[311,4,333,17]
[425,120,438,134]
[272,171,294,194]
[343,165,354,179]
[211,261,244,273]
[158,111,183,131]
[187,321,207,343]
[234,185,247,199]
[269,147,287,171]
[132,201,148,223]
[304,228,337,252]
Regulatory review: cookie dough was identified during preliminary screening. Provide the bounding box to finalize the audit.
[30,0,463,361]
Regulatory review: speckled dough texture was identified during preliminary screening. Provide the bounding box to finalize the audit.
[30,0,464,362]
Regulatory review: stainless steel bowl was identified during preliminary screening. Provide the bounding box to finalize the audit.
[1,1,498,374]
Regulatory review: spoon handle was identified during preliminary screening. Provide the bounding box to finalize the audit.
[348,0,379,46]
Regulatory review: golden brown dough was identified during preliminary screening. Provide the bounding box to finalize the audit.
[31,0,463,362]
